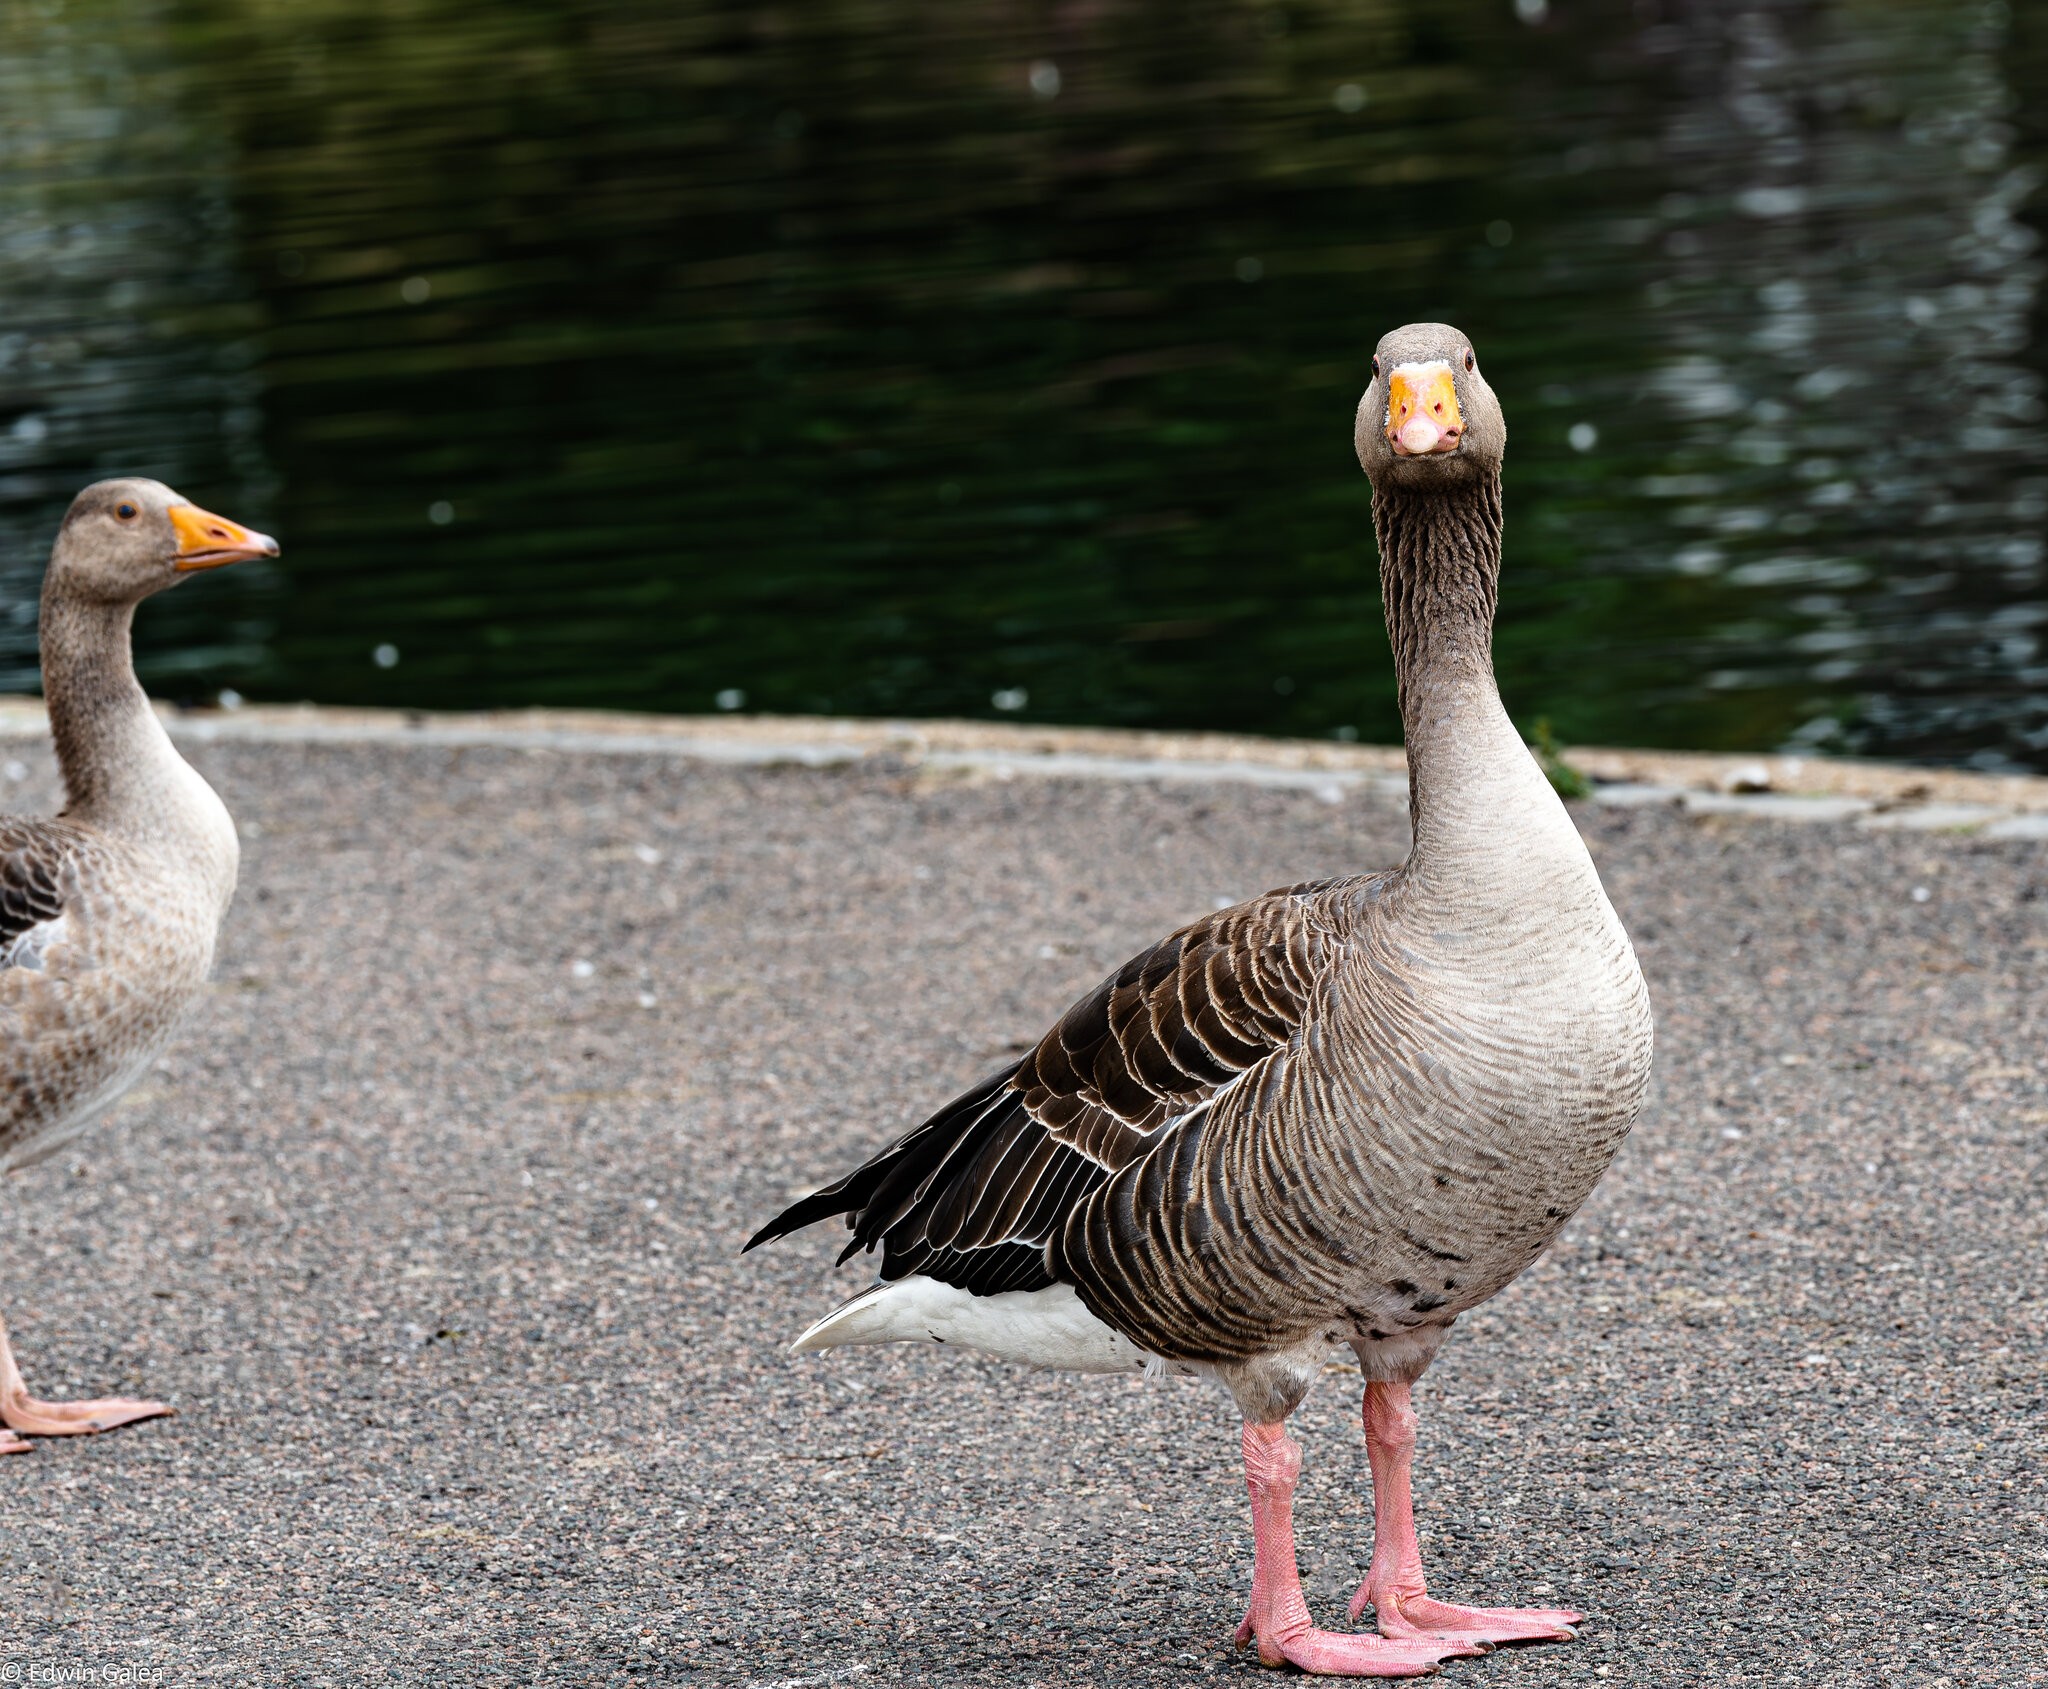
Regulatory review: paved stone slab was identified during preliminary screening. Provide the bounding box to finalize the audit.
[0,733,2041,1686]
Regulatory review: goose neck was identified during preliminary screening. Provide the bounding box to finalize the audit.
[39,588,155,814]
[1371,472,1553,879]
[38,585,234,895]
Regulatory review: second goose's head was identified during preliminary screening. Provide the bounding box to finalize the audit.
[1354,322,1505,493]
[50,478,278,606]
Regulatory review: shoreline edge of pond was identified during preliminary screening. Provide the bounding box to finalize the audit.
[0,695,2042,836]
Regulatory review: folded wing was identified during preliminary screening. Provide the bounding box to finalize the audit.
[745,877,1356,1299]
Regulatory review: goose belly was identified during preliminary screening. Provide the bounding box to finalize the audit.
[0,905,221,1174]
[1322,944,1655,1328]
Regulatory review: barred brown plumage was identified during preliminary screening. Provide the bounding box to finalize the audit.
[749,324,1655,1674]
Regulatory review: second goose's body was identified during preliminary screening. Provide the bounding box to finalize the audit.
[750,324,1653,1676]
[0,478,276,1456]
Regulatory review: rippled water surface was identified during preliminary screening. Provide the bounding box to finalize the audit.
[2,0,2045,765]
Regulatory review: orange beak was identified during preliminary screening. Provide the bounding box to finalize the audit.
[170,503,280,572]
[1385,365,1465,457]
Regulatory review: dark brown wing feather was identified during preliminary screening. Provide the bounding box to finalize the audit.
[0,818,71,956]
[744,877,1356,1297]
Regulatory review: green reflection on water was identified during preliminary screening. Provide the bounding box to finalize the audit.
[1,0,2045,765]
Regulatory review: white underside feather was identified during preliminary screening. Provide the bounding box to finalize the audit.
[791,1276,1153,1374]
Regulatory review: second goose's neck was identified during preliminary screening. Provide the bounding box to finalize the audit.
[40,586,233,875]
[1373,473,1565,887]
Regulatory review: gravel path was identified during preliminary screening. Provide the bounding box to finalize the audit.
[0,730,2042,1686]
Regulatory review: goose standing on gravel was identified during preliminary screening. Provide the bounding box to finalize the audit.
[747,324,1653,1676]
[0,479,276,1456]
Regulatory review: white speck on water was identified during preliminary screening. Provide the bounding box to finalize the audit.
[1722,1126,1744,1140]
[12,412,47,444]
[715,688,746,711]
[400,275,431,304]
[1911,885,1931,903]
[428,500,454,525]
[1037,944,1057,960]
[1486,219,1513,248]
[633,844,662,865]
[637,991,658,1009]
[218,688,243,711]
[1514,0,1549,21]
[991,687,1028,712]
[571,959,595,979]
[1568,421,1599,452]
[372,643,400,669]
[1315,781,1346,805]
[1333,83,1366,113]
[1028,60,1061,98]
[1235,256,1264,283]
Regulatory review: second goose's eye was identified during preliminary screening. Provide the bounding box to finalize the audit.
[1371,356,1381,379]
[1463,348,1476,374]
[116,503,138,520]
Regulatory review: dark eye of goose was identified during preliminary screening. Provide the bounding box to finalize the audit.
[116,503,137,520]
[1371,356,1381,380]
[1463,349,1476,374]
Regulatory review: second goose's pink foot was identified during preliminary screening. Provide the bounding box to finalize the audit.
[0,1315,171,1440]
[1347,1381,1581,1650]
[1,1429,30,1455]
[1238,1420,1484,1677]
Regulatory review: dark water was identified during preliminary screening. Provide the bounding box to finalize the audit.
[2,0,2045,766]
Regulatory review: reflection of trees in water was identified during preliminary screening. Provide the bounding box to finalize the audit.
[1636,0,2046,765]
[0,5,270,695]
[1,0,2043,762]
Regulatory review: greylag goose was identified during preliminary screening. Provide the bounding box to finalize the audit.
[747,323,1653,1676]
[0,478,276,1457]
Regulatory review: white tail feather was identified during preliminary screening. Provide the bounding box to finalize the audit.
[790,1276,1151,1375]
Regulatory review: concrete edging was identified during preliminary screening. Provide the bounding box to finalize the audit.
[0,698,2041,836]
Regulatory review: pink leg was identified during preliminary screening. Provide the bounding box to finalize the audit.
[1234,1420,1484,1676]
[1347,1380,1582,1648]
[0,1312,172,1441]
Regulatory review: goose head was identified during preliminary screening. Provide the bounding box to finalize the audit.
[1354,322,1506,492]
[51,478,278,606]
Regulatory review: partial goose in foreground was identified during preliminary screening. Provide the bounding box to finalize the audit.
[0,479,276,1457]
[748,324,1654,1676]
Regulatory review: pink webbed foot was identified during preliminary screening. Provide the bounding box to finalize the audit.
[0,1315,172,1442]
[1235,1604,1477,1676]
[1349,1587,1582,1648]
[0,1429,30,1456]
[2,1392,173,1439]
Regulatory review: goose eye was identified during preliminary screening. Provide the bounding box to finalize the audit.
[1463,349,1476,374]
[116,503,138,520]
[1371,356,1381,379]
